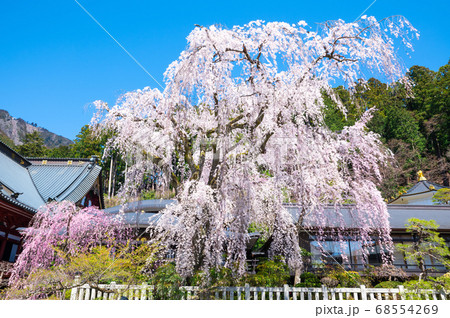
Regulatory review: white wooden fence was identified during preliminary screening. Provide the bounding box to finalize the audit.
[70,282,450,300]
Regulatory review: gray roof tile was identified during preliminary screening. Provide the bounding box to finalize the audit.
[404,180,445,195]
[0,151,45,209]
[28,164,87,201]
[28,163,101,204]
[60,165,102,203]
[1,140,102,211]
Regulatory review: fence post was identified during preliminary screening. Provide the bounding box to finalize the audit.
[70,275,80,300]
[398,285,405,300]
[360,285,367,300]
[322,285,329,300]
[141,282,148,300]
[110,281,117,300]
[245,284,250,300]
[283,285,289,300]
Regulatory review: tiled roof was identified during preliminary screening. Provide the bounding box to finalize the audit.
[0,140,102,212]
[28,162,101,204]
[104,199,175,228]
[0,140,31,167]
[59,165,101,203]
[0,190,36,214]
[104,199,176,214]
[27,157,93,162]
[0,151,45,210]
[404,180,446,196]
[285,204,450,229]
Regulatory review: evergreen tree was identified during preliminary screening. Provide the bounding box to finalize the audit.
[71,125,104,158]
[46,145,73,158]
[397,218,450,277]
[16,131,47,157]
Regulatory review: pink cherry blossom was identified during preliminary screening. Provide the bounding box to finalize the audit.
[9,201,129,285]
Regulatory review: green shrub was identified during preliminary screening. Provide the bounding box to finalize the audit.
[336,271,365,287]
[150,263,184,300]
[321,276,339,287]
[364,265,407,286]
[190,266,243,288]
[246,256,290,287]
[374,281,403,289]
[403,275,450,292]
[436,272,450,289]
[403,279,438,299]
[295,272,321,287]
[404,279,435,290]
[322,268,366,288]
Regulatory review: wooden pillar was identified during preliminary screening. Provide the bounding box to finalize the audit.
[0,224,10,261]
[0,236,7,261]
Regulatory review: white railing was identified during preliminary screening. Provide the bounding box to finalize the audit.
[70,281,450,300]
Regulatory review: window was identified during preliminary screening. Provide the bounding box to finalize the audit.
[311,241,349,266]
[366,241,382,264]
[1,241,18,263]
[310,238,384,270]
[392,242,444,270]
[393,244,407,268]
[349,241,364,269]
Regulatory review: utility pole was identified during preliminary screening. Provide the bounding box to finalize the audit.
[108,154,114,198]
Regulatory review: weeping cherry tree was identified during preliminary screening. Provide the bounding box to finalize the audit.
[92,16,418,277]
[9,201,128,286]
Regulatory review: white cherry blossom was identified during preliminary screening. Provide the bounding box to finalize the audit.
[93,16,417,277]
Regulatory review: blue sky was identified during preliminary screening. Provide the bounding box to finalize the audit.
[1,0,449,140]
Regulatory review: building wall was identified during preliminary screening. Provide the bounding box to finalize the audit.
[304,231,450,275]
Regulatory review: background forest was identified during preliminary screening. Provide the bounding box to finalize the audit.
[2,61,449,202]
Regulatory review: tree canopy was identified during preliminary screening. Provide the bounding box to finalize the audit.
[323,60,450,198]
[16,131,47,157]
[397,218,450,277]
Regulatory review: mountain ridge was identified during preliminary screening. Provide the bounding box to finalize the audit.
[0,109,73,148]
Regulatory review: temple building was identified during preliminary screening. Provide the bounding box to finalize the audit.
[389,171,447,205]
[104,171,450,275]
[300,171,450,274]
[0,140,103,278]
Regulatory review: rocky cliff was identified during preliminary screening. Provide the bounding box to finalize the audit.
[0,109,73,148]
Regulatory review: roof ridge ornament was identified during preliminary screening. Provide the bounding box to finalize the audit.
[417,170,427,181]
[11,192,23,199]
